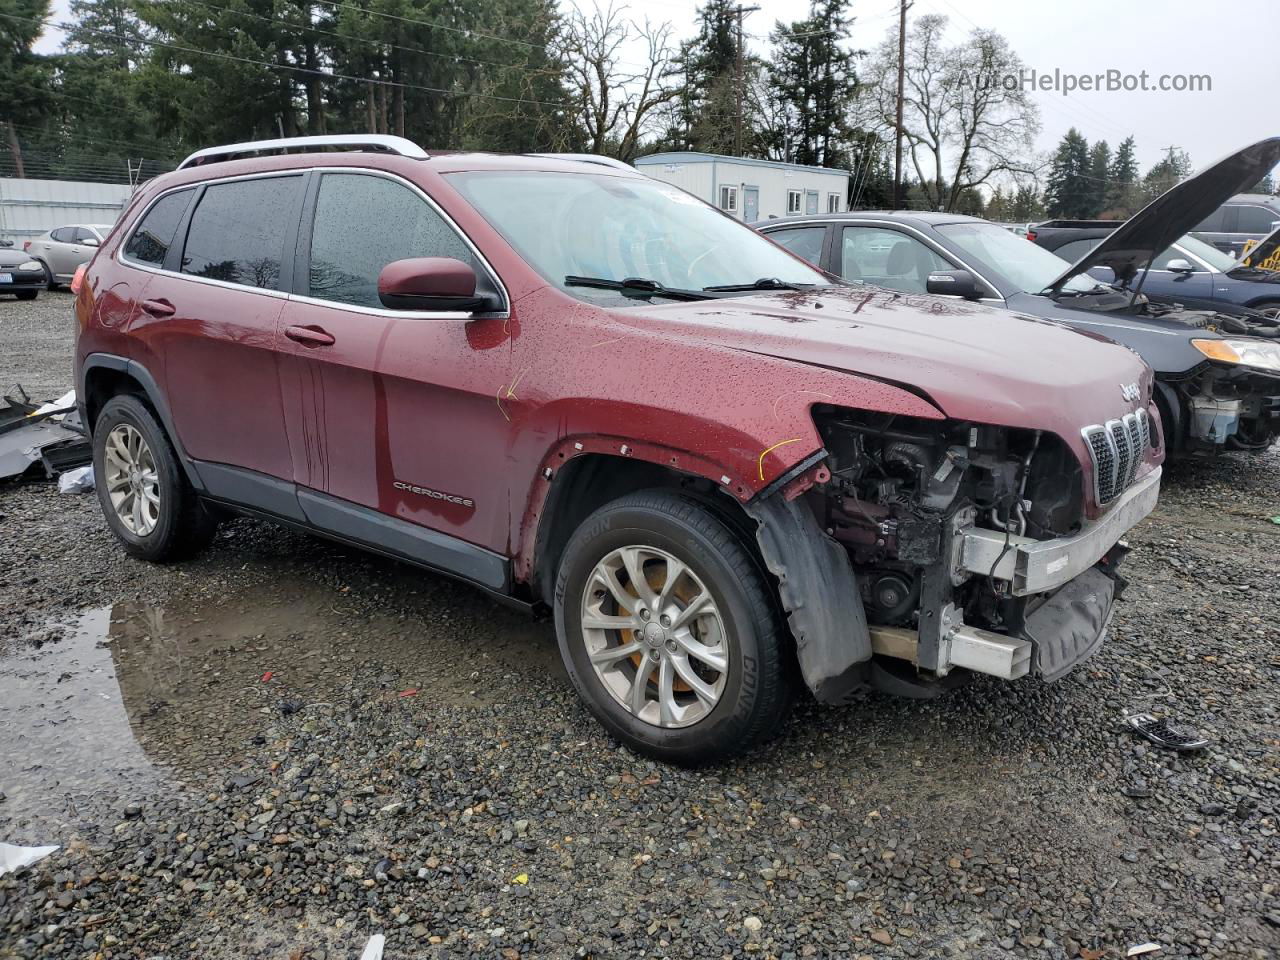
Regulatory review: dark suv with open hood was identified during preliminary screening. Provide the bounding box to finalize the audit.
[758,138,1280,458]
[74,135,1159,763]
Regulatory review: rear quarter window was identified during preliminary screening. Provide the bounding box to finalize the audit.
[123,190,194,266]
[180,176,304,290]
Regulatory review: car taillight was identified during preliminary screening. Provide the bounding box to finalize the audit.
[71,265,86,295]
[1026,230,1037,242]
[22,240,30,252]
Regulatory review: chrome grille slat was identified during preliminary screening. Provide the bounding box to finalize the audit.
[1082,411,1146,506]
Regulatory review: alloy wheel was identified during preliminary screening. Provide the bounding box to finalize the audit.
[580,544,729,728]
[103,423,161,535]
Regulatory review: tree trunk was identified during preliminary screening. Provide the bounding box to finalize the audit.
[367,81,378,134]
[5,122,24,179]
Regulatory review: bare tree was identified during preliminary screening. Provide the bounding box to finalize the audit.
[856,15,1040,211]
[560,1,680,162]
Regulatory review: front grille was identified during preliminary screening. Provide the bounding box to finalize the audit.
[1082,410,1148,505]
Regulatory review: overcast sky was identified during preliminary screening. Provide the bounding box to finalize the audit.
[34,0,1272,175]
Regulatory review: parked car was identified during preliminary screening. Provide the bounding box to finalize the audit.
[25,223,116,288]
[1189,193,1280,257]
[1029,220,1280,316]
[75,134,1161,762]
[0,241,47,300]
[757,137,1280,458]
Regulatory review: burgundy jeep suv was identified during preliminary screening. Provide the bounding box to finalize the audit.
[74,135,1163,763]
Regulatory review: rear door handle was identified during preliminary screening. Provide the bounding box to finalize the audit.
[140,298,175,317]
[285,324,336,347]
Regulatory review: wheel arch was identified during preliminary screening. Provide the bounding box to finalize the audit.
[80,353,204,491]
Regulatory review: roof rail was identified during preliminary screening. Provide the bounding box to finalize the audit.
[179,134,429,170]
[527,153,634,172]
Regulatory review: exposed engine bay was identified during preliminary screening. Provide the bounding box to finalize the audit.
[803,408,1139,695]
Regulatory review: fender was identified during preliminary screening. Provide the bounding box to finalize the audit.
[78,352,206,491]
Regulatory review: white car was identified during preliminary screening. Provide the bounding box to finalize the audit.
[24,223,115,288]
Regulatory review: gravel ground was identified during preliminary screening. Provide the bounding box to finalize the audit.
[1,296,1277,960]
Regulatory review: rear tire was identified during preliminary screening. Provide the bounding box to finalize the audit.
[554,489,793,764]
[92,394,217,562]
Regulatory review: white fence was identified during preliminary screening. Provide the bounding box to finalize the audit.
[0,178,134,241]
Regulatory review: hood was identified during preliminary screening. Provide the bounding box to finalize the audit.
[0,248,31,267]
[1048,136,1280,293]
[624,285,1154,442]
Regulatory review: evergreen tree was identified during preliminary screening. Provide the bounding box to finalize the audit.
[1086,140,1110,217]
[1104,135,1141,216]
[1044,128,1092,218]
[1143,145,1193,201]
[0,0,55,177]
[669,0,742,153]
[767,0,859,167]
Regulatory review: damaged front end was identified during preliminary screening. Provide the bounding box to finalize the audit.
[748,408,1161,703]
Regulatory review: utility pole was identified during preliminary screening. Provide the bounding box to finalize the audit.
[893,0,911,209]
[732,4,760,157]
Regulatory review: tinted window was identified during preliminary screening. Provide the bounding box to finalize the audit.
[51,227,75,243]
[181,177,302,289]
[308,173,477,308]
[73,227,98,243]
[124,190,193,266]
[1236,204,1280,234]
[1053,238,1102,263]
[770,227,825,267]
[841,226,950,292]
[1193,207,1225,232]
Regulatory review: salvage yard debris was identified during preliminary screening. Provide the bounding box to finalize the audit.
[0,385,90,481]
[1124,713,1210,752]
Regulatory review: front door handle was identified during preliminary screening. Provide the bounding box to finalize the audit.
[140,298,175,317]
[285,324,336,347]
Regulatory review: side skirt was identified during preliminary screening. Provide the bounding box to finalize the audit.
[195,460,516,604]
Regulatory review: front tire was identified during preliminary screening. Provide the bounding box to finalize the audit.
[93,394,217,562]
[15,290,38,300]
[554,490,792,764]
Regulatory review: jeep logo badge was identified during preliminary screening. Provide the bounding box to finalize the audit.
[1120,382,1140,402]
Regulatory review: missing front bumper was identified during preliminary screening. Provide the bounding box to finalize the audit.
[956,466,1160,597]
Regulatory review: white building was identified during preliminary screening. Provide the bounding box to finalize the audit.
[0,177,131,242]
[633,152,850,223]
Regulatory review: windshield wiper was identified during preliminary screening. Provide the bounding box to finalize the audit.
[702,277,814,293]
[564,275,717,301]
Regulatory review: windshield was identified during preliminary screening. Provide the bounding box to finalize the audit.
[447,171,829,303]
[936,221,1098,294]
[1177,233,1238,272]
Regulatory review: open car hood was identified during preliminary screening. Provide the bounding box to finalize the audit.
[1047,136,1280,293]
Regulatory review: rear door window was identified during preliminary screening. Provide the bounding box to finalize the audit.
[1236,205,1280,234]
[124,190,194,267]
[769,226,826,267]
[306,172,476,308]
[180,176,304,290]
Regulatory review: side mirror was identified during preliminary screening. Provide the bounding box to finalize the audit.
[0,239,12,248]
[1166,258,1194,275]
[377,257,496,312]
[926,269,981,300]
[83,237,100,248]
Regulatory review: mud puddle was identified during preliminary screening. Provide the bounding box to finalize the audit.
[1,571,564,837]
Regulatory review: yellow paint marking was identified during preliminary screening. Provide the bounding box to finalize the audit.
[757,438,805,481]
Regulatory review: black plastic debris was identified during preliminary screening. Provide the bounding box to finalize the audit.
[1125,713,1210,752]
